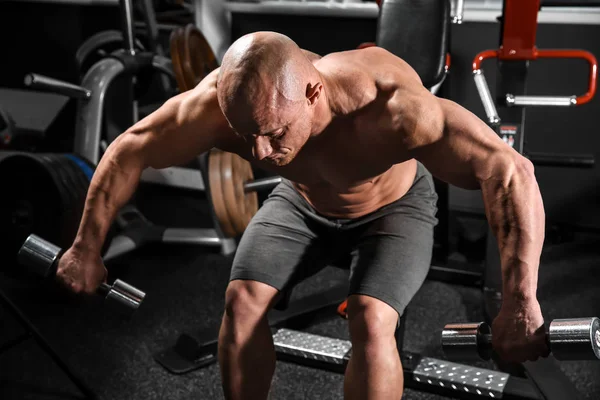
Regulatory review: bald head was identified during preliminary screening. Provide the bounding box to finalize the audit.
[216,32,318,136]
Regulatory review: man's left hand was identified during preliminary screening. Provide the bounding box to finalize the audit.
[491,297,550,363]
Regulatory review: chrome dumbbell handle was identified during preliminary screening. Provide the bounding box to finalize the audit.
[442,317,600,361]
[18,234,145,317]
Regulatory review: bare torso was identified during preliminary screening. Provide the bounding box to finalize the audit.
[213,47,425,219]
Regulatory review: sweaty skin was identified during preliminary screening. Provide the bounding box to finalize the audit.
[58,32,549,399]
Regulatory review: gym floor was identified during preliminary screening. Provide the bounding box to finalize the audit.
[2,211,600,400]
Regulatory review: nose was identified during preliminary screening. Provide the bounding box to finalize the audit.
[252,136,273,161]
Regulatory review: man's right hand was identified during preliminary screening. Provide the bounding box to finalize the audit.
[56,247,107,295]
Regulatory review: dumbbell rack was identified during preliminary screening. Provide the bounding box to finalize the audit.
[0,289,96,399]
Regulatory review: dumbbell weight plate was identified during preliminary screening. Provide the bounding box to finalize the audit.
[549,317,600,361]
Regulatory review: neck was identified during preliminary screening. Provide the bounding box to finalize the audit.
[309,72,346,137]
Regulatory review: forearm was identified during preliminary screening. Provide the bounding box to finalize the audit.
[480,155,545,302]
[73,134,145,255]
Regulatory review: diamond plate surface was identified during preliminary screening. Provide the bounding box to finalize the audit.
[413,357,509,398]
[272,329,352,365]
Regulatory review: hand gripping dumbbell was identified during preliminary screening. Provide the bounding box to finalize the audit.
[18,234,145,317]
[442,318,600,361]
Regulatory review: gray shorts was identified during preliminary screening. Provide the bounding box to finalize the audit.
[230,162,439,318]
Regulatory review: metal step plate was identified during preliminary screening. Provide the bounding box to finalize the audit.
[273,328,352,365]
[272,329,510,398]
[413,357,509,398]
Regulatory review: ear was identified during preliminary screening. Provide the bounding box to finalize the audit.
[306,82,323,106]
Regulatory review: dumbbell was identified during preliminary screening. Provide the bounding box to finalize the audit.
[442,318,600,361]
[18,234,145,317]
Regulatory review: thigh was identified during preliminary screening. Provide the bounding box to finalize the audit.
[348,180,438,318]
[230,184,332,293]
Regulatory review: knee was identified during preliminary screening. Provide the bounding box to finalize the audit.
[223,280,278,324]
[347,295,398,347]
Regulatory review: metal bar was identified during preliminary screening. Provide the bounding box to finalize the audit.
[119,0,136,54]
[473,70,501,125]
[427,263,483,287]
[527,152,595,168]
[537,50,597,104]
[162,228,223,246]
[472,50,498,71]
[507,94,576,107]
[140,0,160,54]
[243,176,282,193]
[24,73,91,100]
[452,0,465,24]
[74,58,125,164]
[499,0,541,60]
[532,49,597,104]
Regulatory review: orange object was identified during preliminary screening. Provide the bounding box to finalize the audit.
[472,49,597,106]
[337,299,348,319]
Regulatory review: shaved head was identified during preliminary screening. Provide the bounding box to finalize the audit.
[217,32,313,126]
[216,32,324,165]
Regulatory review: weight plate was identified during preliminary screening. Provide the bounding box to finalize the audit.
[208,150,236,237]
[0,154,63,267]
[170,26,190,93]
[182,24,219,89]
[223,151,257,236]
[549,317,600,361]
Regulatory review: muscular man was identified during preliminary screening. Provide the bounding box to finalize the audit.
[57,32,549,399]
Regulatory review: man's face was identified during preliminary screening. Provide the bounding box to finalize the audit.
[226,94,313,167]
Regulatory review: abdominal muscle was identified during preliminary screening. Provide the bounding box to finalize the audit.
[291,159,418,219]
